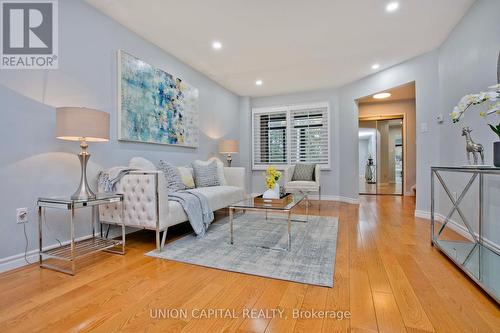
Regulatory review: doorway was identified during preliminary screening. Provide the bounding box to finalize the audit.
[359,117,403,195]
[357,81,416,196]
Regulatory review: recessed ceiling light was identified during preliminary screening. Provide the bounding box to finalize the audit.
[255,79,263,86]
[373,92,391,99]
[371,63,380,70]
[212,41,222,50]
[386,2,399,12]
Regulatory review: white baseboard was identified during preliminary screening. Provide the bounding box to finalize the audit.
[414,210,431,219]
[0,226,129,274]
[414,210,500,253]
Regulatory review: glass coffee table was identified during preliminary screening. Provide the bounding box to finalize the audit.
[228,193,308,251]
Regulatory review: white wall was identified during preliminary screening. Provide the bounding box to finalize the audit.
[0,0,241,267]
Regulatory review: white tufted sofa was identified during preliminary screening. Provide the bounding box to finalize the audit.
[99,167,246,252]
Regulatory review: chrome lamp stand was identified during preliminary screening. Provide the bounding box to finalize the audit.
[72,139,96,200]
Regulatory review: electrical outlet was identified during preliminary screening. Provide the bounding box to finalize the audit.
[16,208,28,224]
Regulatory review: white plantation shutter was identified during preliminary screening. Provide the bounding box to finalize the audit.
[290,105,329,165]
[252,110,288,167]
[252,102,330,169]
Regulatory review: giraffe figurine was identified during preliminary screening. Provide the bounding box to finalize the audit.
[462,127,484,165]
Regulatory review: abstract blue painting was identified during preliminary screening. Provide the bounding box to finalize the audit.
[118,51,199,147]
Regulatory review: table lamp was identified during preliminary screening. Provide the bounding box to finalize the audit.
[56,107,110,200]
[219,139,239,167]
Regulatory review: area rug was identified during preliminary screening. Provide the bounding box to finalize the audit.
[146,213,338,287]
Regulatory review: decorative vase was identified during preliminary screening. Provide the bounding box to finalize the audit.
[263,183,280,199]
[494,141,500,167]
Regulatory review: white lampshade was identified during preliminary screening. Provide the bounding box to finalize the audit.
[56,107,109,142]
[219,139,239,154]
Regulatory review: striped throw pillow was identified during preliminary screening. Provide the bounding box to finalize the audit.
[192,160,220,187]
[158,160,186,192]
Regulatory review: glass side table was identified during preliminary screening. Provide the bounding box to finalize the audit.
[37,193,125,275]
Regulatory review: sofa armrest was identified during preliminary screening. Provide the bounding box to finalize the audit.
[99,170,169,230]
[224,167,246,191]
[283,165,295,184]
[314,164,321,186]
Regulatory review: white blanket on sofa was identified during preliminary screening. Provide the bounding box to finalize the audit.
[168,190,214,237]
[98,167,137,192]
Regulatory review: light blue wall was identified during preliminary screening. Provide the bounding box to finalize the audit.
[0,0,241,264]
[247,0,500,245]
[435,0,500,245]
[248,88,341,197]
[337,51,440,209]
[249,52,439,207]
[2,0,499,268]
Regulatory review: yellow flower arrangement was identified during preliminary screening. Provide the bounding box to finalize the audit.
[264,166,282,189]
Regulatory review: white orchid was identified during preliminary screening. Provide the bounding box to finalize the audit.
[451,84,500,123]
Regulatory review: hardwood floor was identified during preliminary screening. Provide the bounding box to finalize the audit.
[359,178,403,195]
[0,196,498,332]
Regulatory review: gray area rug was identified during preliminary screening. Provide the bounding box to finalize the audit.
[146,212,338,287]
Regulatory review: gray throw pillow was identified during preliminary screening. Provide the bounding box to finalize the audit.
[292,164,316,181]
[158,160,186,192]
[192,160,220,187]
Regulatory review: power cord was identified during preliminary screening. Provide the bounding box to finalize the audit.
[23,222,33,264]
[23,209,63,265]
[43,209,63,247]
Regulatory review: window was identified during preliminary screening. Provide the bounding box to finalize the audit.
[253,109,288,167]
[252,102,330,170]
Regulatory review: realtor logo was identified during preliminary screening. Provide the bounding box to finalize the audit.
[1,0,58,69]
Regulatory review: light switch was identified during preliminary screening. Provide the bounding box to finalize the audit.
[420,122,429,133]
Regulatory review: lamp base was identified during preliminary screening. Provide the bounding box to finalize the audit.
[226,154,232,167]
[71,142,96,200]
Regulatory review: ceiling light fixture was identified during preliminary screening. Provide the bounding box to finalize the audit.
[371,63,380,70]
[373,92,391,99]
[386,2,399,12]
[212,41,222,50]
[255,79,263,86]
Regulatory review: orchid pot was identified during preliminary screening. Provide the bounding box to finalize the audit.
[494,142,500,167]
[490,124,500,167]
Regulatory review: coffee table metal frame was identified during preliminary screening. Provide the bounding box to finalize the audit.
[228,194,307,252]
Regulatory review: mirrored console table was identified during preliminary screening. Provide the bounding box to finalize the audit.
[431,166,499,303]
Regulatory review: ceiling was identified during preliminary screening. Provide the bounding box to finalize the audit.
[86,0,474,97]
[357,82,415,104]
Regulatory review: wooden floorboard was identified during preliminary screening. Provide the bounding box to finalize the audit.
[0,196,498,332]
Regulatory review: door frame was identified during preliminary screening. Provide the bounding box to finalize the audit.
[359,114,405,196]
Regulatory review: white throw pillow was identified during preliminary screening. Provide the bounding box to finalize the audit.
[192,158,226,185]
[128,157,156,171]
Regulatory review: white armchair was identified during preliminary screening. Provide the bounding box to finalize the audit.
[283,164,321,203]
